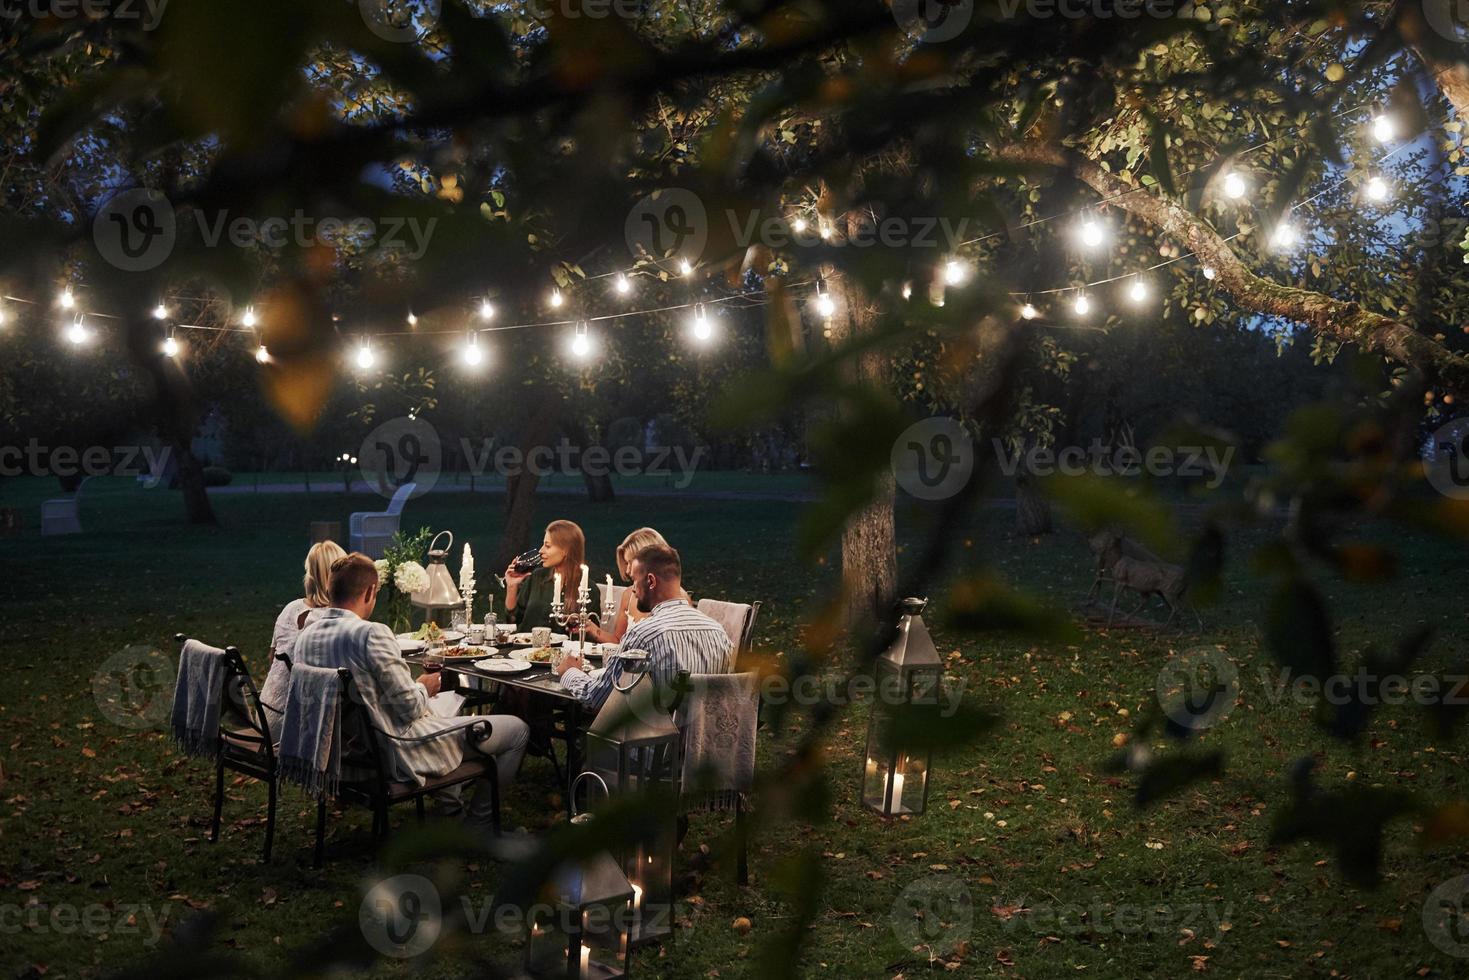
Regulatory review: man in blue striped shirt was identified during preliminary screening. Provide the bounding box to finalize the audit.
[555,544,732,709]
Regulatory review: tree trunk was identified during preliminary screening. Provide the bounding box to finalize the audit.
[562,417,616,503]
[496,390,563,570]
[1015,471,1053,537]
[124,313,216,525]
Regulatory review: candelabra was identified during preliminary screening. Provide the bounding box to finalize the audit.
[550,588,597,650]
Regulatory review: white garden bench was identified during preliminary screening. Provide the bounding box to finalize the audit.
[41,475,96,536]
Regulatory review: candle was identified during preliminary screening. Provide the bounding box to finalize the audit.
[579,563,590,596]
[889,771,905,813]
[579,943,590,979]
[631,882,643,914]
[459,543,475,591]
[554,571,562,598]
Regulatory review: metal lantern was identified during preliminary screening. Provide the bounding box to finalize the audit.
[862,597,943,817]
[581,652,682,945]
[410,530,462,625]
[526,774,635,979]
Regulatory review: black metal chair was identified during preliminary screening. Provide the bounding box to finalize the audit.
[310,670,502,868]
[175,634,279,863]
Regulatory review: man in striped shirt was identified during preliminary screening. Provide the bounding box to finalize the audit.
[555,544,732,709]
[292,554,529,827]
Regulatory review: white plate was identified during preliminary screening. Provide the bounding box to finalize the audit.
[444,645,496,659]
[508,632,568,646]
[439,630,465,643]
[396,635,426,653]
[560,640,606,659]
[475,658,532,673]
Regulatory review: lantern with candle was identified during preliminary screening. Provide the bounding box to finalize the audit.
[862,597,943,818]
[525,773,635,979]
[580,652,683,944]
[410,531,464,626]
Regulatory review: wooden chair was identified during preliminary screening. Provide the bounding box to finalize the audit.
[311,670,501,867]
[348,481,416,558]
[175,634,280,863]
[41,475,95,536]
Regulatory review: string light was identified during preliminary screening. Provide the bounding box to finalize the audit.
[65,316,90,346]
[1076,217,1106,250]
[462,330,484,367]
[355,339,377,370]
[0,305,7,328]
[548,288,564,309]
[1202,266,1217,280]
[241,306,258,328]
[570,320,592,359]
[1365,175,1391,202]
[814,278,836,318]
[679,259,694,277]
[255,344,270,364]
[1128,278,1149,304]
[1019,302,1040,320]
[689,303,713,343]
[1271,220,1299,250]
[1372,113,1396,144]
[162,328,179,358]
[614,274,632,296]
[406,311,418,327]
[818,222,832,241]
[1073,293,1091,317]
[943,259,968,286]
[478,298,495,321]
[1222,171,1248,200]
[901,282,913,301]
[791,216,808,234]
[152,302,169,320]
[58,287,75,310]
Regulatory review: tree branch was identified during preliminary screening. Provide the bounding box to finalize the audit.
[992,142,1469,396]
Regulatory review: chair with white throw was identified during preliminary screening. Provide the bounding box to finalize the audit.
[348,482,416,558]
[40,475,96,536]
[678,671,759,885]
[694,598,760,669]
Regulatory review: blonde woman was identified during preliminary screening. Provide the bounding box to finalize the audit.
[259,540,345,735]
[582,527,691,644]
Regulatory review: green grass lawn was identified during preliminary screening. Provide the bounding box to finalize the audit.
[3,476,1469,978]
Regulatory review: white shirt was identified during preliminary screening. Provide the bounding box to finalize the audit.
[560,598,732,709]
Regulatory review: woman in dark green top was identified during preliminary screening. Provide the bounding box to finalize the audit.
[502,519,587,631]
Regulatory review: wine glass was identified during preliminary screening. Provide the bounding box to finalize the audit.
[422,638,445,676]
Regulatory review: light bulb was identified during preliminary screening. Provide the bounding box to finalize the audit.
[356,342,376,370]
[1073,294,1091,316]
[570,322,592,359]
[1222,172,1247,200]
[1272,220,1298,250]
[162,335,179,358]
[818,222,832,241]
[691,305,712,342]
[1365,176,1390,202]
[1128,279,1149,303]
[479,299,495,321]
[0,306,7,327]
[901,282,913,301]
[1020,303,1039,320]
[406,311,418,326]
[65,318,89,345]
[1077,219,1105,249]
[791,217,808,234]
[463,335,483,367]
[255,344,270,364]
[614,274,632,296]
[241,306,258,328]
[1372,113,1395,144]
[679,258,693,276]
[943,260,967,286]
[548,288,564,309]
[1202,265,1217,280]
[58,287,75,310]
[815,290,836,318]
[152,303,168,320]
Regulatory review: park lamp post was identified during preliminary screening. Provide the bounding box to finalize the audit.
[581,652,682,945]
[862,597,942,818]
[526,773,636,979]
[409,530,462,626]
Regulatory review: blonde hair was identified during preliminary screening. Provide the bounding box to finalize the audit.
[546,520,587,598]
[303,540,347,607]
[616,527,669,582]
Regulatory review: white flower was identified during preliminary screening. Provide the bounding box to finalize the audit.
[394,561,430,595]
[374,559,390,585]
